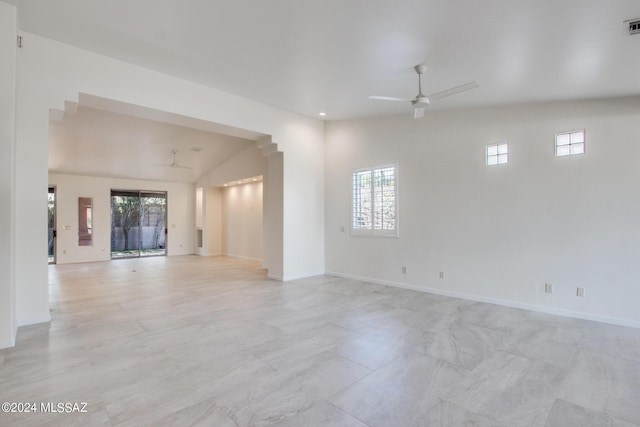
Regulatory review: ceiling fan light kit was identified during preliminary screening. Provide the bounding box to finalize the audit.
[369,64,479,119]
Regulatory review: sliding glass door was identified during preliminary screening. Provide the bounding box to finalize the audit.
[111,190,167,259]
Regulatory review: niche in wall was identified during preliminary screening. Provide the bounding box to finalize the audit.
[78,197,92,246]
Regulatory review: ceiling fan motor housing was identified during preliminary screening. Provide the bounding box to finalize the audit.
[412,96,430,106]
[414,64,428,74]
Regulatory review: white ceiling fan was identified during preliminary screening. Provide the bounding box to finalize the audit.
[154,150,192,169]
[369,64,479,119]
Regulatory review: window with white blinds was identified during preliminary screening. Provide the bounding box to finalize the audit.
[352,164,397,237]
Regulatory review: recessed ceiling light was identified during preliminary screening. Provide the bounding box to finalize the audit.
[252,178,257,181]
[223,184,228,187]
[191,147,203,152]
[237,181,242,184]
[319,112,326,117]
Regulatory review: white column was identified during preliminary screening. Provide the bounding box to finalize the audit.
[0,2,18,348]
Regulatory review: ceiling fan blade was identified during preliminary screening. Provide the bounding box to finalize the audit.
[368,95,412,102]
[413,107,425,119]
[427,81,479,102]
[152,163,192,169]
[152,150,193,169]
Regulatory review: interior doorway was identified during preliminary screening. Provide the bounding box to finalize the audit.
[111,190,167,259]
[47,93,282,276]
[48,186,56,264]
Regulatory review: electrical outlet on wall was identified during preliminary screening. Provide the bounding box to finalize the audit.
[577,287,585,297]
[544,283,553,293]
[401,266,407,274]
[439,271,445,279]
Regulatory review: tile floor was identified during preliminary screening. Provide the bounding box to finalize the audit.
[1,255,639,426]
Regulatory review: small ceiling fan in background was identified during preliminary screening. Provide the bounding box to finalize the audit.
[154,150,192,169]
[369,64,479,119]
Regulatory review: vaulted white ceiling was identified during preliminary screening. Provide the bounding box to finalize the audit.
[49,104,255,184]
[7,0,640,120]
[8,0,640,182]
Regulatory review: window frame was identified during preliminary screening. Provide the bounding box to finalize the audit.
[555,130,585,157]
[486,142,509,166]
[351,163,398,238]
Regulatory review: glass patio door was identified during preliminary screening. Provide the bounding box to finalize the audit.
[139,192,167,257]
[111,190,167,259]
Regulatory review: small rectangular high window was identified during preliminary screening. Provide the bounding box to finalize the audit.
[555,130,585,157]
[486,143,508,166]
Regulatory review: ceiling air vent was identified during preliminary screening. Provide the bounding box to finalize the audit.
[628,19,640,35]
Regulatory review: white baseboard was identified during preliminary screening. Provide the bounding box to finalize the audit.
[326,271,640,330]
[16,313,52,328]
[282,270,327,282]
[223,253,263,263]
[195,252,223,257]
[0,336,15,350]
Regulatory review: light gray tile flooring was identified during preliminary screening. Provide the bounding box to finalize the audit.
[1,255,639,426]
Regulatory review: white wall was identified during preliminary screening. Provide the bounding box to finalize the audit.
[197,144,266,187]
[48,173,195,264]
[195,187,203,228]
[325,97,640,327]
[0,2,17,348]
[205,187,223,256]
[283,126,326,279]
[13,33,324,330]
[264,152,284,278]
[222,182,263,261]
[197,186,223,256]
